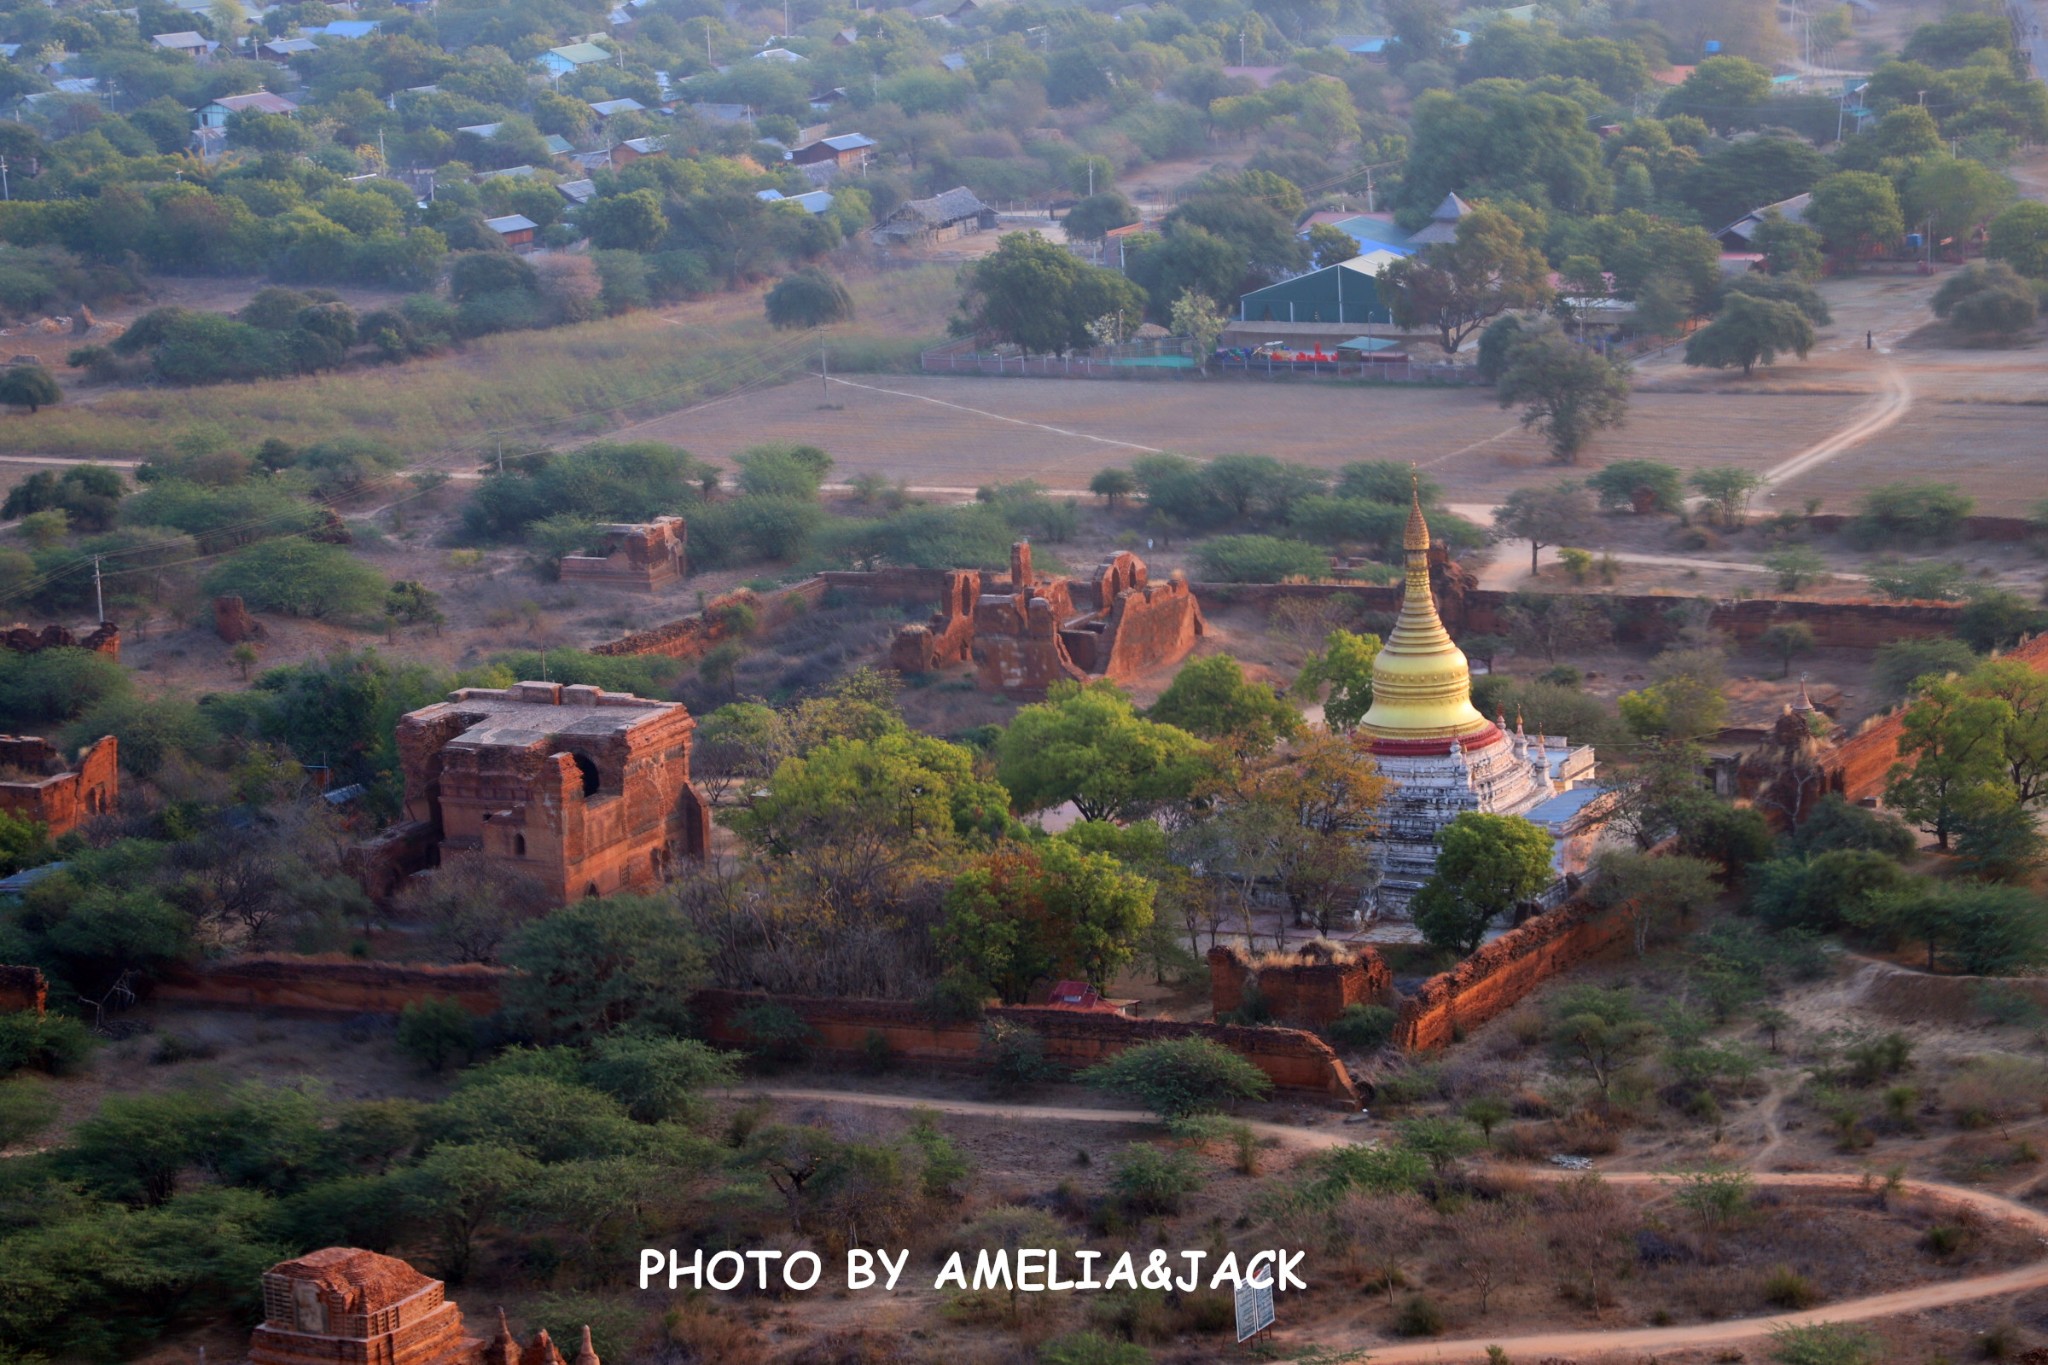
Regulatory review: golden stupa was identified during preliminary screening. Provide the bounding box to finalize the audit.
[1357,478,1494,746]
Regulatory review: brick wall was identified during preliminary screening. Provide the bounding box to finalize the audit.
[590,580,828,660]
[2,622,120,661]
[690,988,1362,1106]
[0,734,118,838]
[1207,944,1393,1029]
[1391,902,1634,1051]
[0,965,46,1015]
[1191,583,1967,650]
[151,956,508,1016]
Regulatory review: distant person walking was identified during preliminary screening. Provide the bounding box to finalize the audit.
[1866,330,1873,349]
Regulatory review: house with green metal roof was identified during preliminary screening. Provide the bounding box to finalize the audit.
[1234,250,1402,328]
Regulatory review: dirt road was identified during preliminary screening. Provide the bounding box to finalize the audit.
[731,1086,2048,1361]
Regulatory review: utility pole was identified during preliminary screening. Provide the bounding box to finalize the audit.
[1917,88,1928,105]
[820,346,828,398]
[0,157,8,202]
[93,555,104,625]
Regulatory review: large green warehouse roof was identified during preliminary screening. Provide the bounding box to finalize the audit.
[1237,250,1402,327]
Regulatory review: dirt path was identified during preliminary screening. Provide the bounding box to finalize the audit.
[731,1085,2048,1361]
[1759,361,1913,494]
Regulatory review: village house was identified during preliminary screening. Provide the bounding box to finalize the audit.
[538,41,612,78]
[483,214,538,250]
[610,136,666,168]
[587,96,645,120]
[195,90,299,128]
[257,37,318,61]
[790,132,875,171]
[151,31,214,58]
[872,185,996,246]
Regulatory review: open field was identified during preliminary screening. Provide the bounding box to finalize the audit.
[0,263,956,461]
[614,374,1879,502]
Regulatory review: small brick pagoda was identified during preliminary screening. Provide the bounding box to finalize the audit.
[250,1248,599,1365]
[393,681,710,904]
[0,734,117,838]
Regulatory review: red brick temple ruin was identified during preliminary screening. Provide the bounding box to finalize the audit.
[557,516,687,591]
[0,734,117,837]
[2,621,119,660]
[250,1247,599,1365]
[888,543,1205,699]
[389,681,710,904]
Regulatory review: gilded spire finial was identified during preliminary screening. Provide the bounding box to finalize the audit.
[1359,465,1488,742]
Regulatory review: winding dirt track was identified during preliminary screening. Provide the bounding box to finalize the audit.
[730,1087,2048,1361]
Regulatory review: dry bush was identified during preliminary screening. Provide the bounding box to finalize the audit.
[1944,1056,2048,1133]
[785,1329,908,1364]
[657,1297,768,1365]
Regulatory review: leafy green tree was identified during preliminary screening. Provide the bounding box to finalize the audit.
[1688,466,1766,526]
[1293,628,1384,733]
[1722,273,1832,325]
[0,1078,58,1149]
[1759,621,1817,677]
[765,267,854,329]
[1088,467,1135,509]
[1494,480,1599,576]
[56,1091,215,1206]
[204,538,388,623]
[1808,171,1904,265]
[1168,289,1226,367]
[579,189,667,251]
[1657,55,1773,127]
[1865,559,1969,601]
[1064,192,1138,243]
[0,365,61,413]
[384,580,444,633]
[1148,654,1302,752]
[1547,986,1657,1093]
[1307,222,1361,268]
[0,810,53,877]
[1886,676,2011,850]
[499,895,707,1044]
[1873,638,1981,706]
[1904,158,2014,252]
[1685,293,1815,377]
[396,997,477,1074]
[957,231,1147,354]
[581,1035,738,1123]
[1763,549,1827,594]
[939,841,1155,1001]
[1378,205,1552,355]
[398,1142,542,1282]
[1412,813,1555,955]
[1080,1036,1272,1119]
[1588,459,1683,514]
[1933,261,2038,342]
[1496,326,1631,463]
[1751,211,1824,280]
[996,681,1208,822]
[1958,591,2048,653]
[1878,883,2048,975]
[1749,849,1911,933]
[1193,535,1328,582]
[1588,848,1722,954]
[1396,1115,1483,1173]
[1988,201,2048,279]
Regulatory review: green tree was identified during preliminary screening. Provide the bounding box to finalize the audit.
[1496,326,1631,464]
[1657,55,1773,127]
[1988,201,2048,278]
[1759,621,1817,677]
[1761,546,1827,594]
[1148,654,1302,752]
[56,1091,214,1206]
[499,895,707,1044]
[396,997,477,1074]
[1079,1036,1272,1119]
[1088,467,1135,509]
[1396,1115,1483,1173]
[939,841,1156,1000]
[996,681,1209,822]
[1494,479,1599,576]
[1874,637,1980,706]
[581,1034,738,1123]
[1193,535,1328,582]
[1412,813,1555,955]
[1904,158,2014,252]
[1885,676,2011,850]
[1751,211,1824,280]
[0,365,61,413]
[1064,191,1138,243]
[1547,985,1656,1094]
[1588,459,1683,514]
[384,580,444,633]
[1685,293,1815,377]
[765,267,855,329]
[204,538,388,623]
[1293,628,1385,733]
[1167,289,1226,368]
[1933,262,2038,342]
[1378,205,1552,355]
[0,809,53,877]
[1808,171,1904,265]
[1689,466,1766,526]
[957,231,1147,355]
[1307,222,1361,268]
[398,1142,542,1282]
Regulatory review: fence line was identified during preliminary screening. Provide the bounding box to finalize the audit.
[918,349,1481,385]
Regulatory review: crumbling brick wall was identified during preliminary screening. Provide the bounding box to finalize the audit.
[0,965,47,1015]
[0,734,117,837]
[1391,901,1633,1051]
[590,581,827,660]
[886,570,980,672]
[689,988,1362,1106]
[2,621,119,661]
[1208,943,1393,1030]
[150,956,508,1016]
[559,516,688,591]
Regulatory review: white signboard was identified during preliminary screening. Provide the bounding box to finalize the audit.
[1234,1267,1276,1343]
